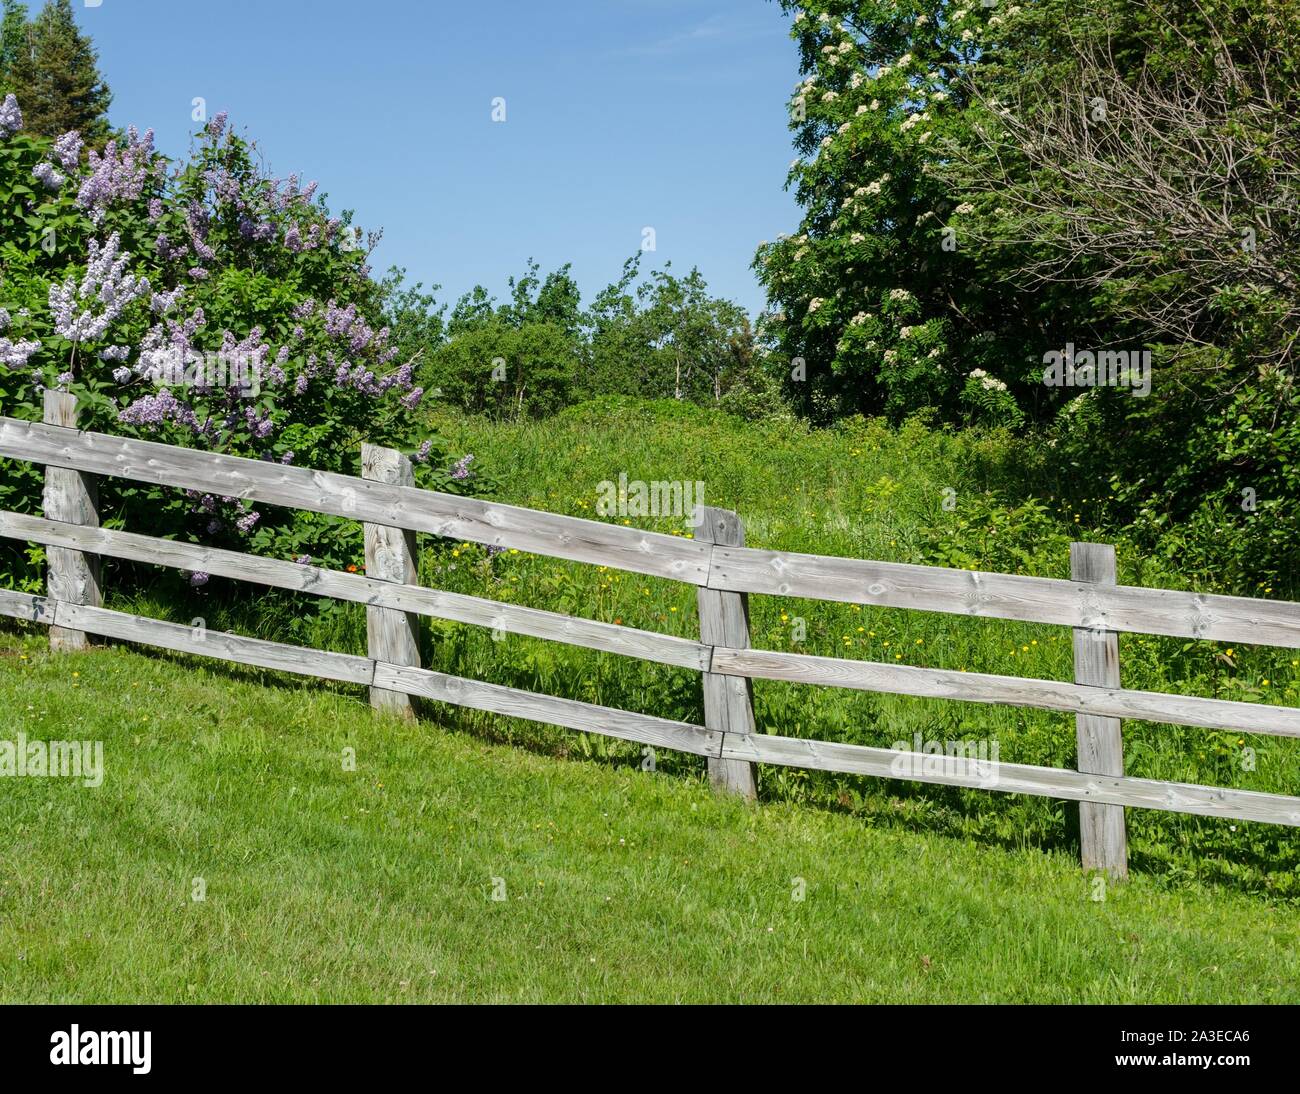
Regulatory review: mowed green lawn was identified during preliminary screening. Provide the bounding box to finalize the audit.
[2,636,1299,1004]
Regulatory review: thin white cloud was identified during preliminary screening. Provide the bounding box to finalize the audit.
[614,13,765,58]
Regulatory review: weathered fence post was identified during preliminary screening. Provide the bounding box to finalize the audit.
[695,505,758,800]
[1071,541,1128,879]
[362,443,421,719]
[43,390,101,651]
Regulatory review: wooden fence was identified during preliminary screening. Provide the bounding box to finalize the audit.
[4,391,1300,877]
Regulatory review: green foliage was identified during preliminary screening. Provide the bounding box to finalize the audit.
[400,254,786,421]
[445,258,583,338]
[637,268,756,405]
[756,1,1070,424]
[584,258,760,404]
[0,105,478,593]
[377,267,444,366]
[426,319,576,419]
[761,0,1299,586]
[1049,351,1300,595]
[0,1,27,92]
[918,492,1067,575]
[7,0,110,143]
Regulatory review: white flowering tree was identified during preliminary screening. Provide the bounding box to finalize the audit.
[758,0,1300,588]
[755,1,1040,426]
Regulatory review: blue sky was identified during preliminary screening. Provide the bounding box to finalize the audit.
[79,0,803,318]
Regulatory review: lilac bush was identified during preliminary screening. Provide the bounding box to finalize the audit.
[0,97,473,590]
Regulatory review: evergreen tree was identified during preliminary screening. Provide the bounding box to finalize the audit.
[0,0,28,92]
[8,0,110,142]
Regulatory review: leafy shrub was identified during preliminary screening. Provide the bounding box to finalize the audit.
[0,98,477,592]
[425,320,576,419]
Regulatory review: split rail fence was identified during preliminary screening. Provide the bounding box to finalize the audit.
[4,391,1300,877]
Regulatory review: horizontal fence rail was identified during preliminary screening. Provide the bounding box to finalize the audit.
[0,590,720,757]
[717,734,1300,828]
[708,546,1300,648]
[0,415,711,583]
[708,646,1300,738]
[3,404,1300,876]
[2,586,1296,829]
[0,510,712,671]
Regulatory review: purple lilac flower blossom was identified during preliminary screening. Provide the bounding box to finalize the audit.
[349,325,374,353]
[244,405,274,439]
[52,130,83,169]
[190,571,210,587]
[150,286,185,314]
[0,334,40,368]
[347,367,385,396]
[76,129,155,218]
[48,233,150,343]
[118,389,201,431]
[155,234,187,261]
[32,161,64,190]
[450,453,475,481]
[220,327,270,392]
[235,511,260,534]
[0,337,40,368]
[111,366,132,384]
[134,308,208,387]
[323,300,356,337]
[0,94,21,135]
[205,167,241,207]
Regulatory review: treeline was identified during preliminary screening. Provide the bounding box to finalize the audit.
[384,255,787,422]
